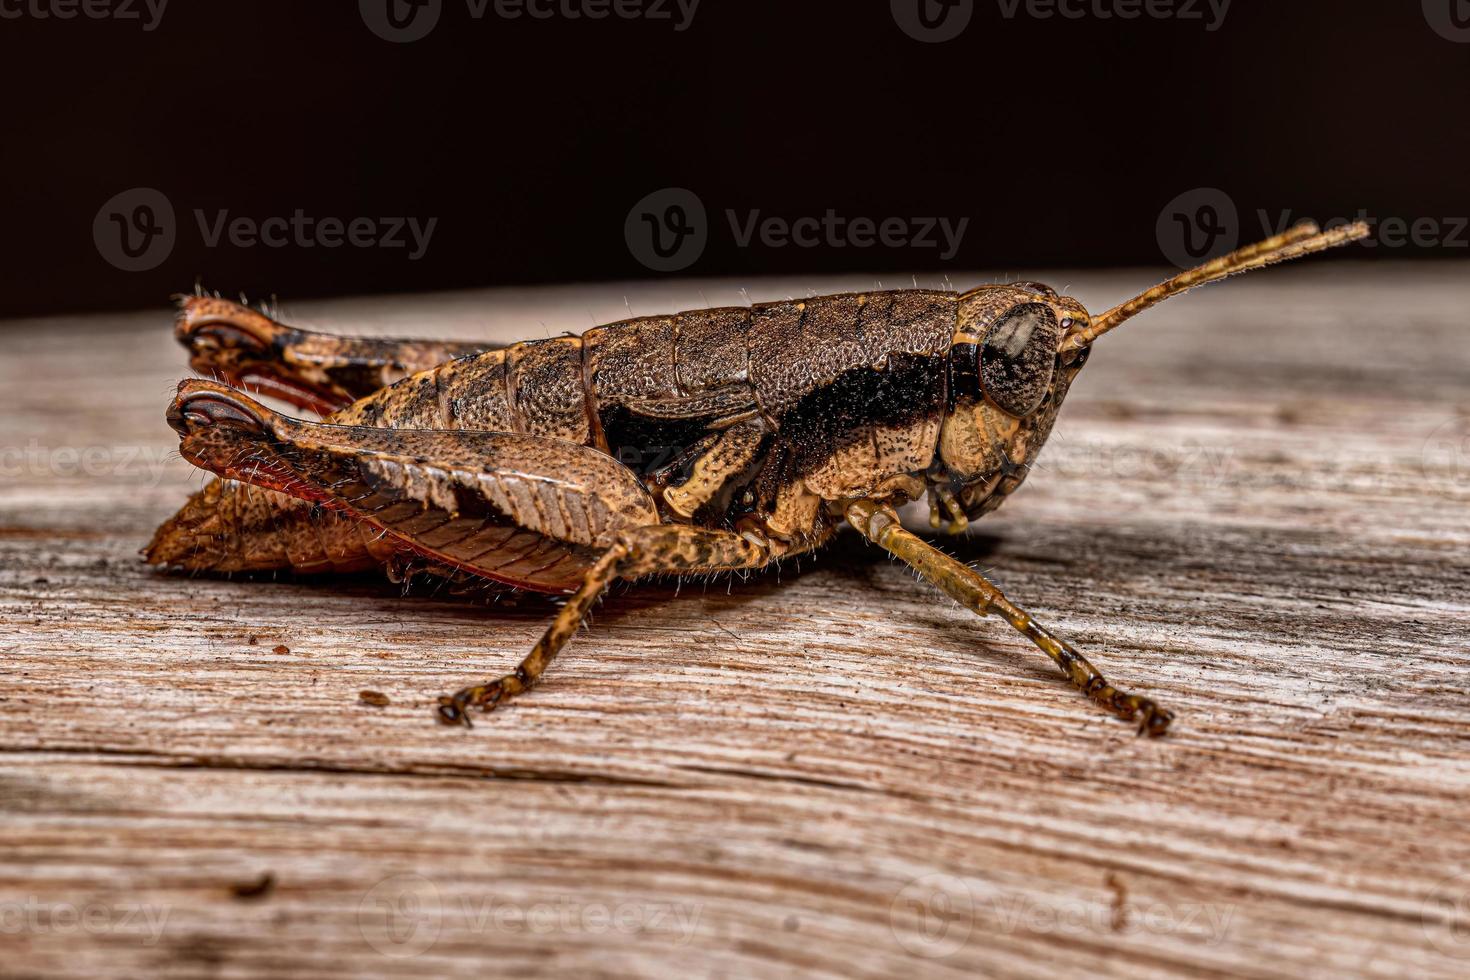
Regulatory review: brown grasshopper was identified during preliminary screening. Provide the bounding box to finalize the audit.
[148,220,1368,734]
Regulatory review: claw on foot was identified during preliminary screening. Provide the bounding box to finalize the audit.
[1077,658,1173,738]
[1121,697,1173,738]
[435,682,505,728]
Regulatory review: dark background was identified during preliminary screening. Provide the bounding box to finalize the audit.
[2,0,1465,318]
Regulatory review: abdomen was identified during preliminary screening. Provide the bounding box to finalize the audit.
[150,290,958,582]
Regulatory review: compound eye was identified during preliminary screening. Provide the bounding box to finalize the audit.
[981,302,1060,417]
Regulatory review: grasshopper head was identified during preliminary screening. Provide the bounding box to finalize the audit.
[931,283,1093,526]
[929,220,1371,529]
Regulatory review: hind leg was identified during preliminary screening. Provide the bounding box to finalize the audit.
[176,296,495,413]
[163,381,774,723]
[436,525,774,726]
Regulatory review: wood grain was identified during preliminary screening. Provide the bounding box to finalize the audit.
[2,265,1468,978]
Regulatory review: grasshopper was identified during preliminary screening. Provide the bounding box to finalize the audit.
[148,220,1368,734]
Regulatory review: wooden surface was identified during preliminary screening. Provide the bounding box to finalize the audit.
[2,264,1469,979]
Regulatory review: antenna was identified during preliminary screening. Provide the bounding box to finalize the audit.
[1061,220,1371,352]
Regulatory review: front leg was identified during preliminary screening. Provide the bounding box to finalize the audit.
[846,498,1173,736]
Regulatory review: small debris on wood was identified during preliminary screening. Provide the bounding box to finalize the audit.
[272,644,289,655]
[359,690,390,707]
[1105,872,1129,933]
[247,635,259,646]
[229,871,275,901]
